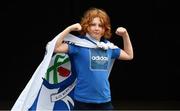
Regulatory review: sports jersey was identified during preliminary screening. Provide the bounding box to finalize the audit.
[67,35,121,103]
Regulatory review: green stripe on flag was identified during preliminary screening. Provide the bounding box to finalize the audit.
[46,54,70,84]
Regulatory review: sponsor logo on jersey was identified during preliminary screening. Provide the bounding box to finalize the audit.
[91,56,108,61]
[90,49,108,70]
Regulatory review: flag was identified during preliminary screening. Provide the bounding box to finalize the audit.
[29,52,76,110]
[11,33,118,111]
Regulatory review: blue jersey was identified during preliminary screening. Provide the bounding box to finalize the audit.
[67,38,120,103]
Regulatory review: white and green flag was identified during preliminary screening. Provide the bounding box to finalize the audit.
[11,33,118,111]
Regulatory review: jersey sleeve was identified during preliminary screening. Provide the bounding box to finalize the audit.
[111,48,121,59]
[67,44,79,55]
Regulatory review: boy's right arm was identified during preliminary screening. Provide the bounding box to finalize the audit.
[54,23,82,53]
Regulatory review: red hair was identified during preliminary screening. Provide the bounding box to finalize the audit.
[79,7,112,39]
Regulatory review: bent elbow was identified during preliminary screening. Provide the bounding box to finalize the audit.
[128,54,134,60]
[54,47,58,53]
[128,56,134,60]
[118,55,133,60]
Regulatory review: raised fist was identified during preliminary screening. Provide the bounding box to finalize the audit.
[115,27,127,37]
[69,23,82,32]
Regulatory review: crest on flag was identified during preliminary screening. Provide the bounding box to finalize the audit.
[29,53,76,110]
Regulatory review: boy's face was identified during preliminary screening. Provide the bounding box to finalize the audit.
[87,17,105,41]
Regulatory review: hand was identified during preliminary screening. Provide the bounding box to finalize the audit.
[68,23,82,32]
[115,27,127,37]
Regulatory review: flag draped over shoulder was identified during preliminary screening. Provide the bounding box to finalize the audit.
[11,33,118,111]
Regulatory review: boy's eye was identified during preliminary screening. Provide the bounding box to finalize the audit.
[99,24,103,27]
[90,23,96,26]
[90,23,103,27]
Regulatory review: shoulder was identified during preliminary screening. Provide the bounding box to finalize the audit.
[78,35,86,39]
[101,38,110,44]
